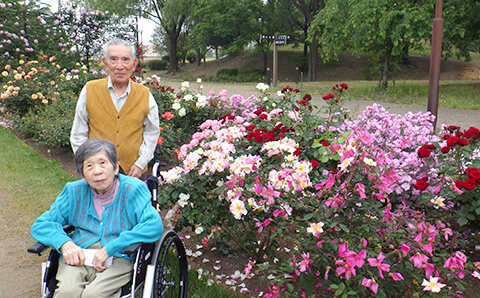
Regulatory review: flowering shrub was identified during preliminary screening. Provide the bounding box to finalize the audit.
[413,125,480,228]
[157,83,478,297]
[1,55,102,117]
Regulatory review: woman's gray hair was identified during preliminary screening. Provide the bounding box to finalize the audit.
[74,138,119,177]
[102,38,136,60]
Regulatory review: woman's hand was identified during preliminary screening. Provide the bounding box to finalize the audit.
[60,241,85,266]
[92,247,109,272]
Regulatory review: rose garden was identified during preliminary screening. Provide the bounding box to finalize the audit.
[2,3,480,298]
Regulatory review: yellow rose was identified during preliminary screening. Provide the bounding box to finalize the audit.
[42,99,48,105]
[50,81,55,85]
[18,60,24,64]
[1,71,7,77]
[14,73,22,80]
[31,94,38,99]
[4,65,10,70]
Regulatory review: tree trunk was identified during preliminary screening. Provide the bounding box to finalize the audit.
[167,30,180,74]
[195,49,201,66]
[381,55,390,90]
[307,35,318,81]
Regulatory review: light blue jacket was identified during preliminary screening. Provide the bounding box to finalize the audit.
[31,174,163,260]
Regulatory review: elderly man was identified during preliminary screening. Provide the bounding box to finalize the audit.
[70,38,159,179]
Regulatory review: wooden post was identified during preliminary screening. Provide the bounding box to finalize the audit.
[273,34,278,87]
[427,0,443,130]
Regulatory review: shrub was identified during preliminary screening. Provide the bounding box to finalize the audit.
[148,59,168,71]
[156,83,478,297]
[216,68,239,81]
[186,50,196,64]
[14,91,77,147]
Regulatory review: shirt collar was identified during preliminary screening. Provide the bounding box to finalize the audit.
[107,76,132,96]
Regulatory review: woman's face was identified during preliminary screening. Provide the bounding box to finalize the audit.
[83,150,119,194]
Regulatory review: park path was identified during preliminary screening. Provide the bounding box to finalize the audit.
[162,80,480,129]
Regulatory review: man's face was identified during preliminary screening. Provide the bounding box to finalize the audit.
[102,44,138,86]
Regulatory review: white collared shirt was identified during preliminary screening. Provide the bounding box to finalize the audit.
[70,77,160,170]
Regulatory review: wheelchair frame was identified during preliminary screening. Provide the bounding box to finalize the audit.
[28,162,188,298]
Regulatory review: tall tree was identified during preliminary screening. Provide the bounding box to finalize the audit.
[288,0,324,81]
[189,0,262,59]
[315,0,433,89]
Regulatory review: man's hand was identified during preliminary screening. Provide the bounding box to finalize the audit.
[92,247,109,272]
[127,165,143,178]
[60,241,85,266]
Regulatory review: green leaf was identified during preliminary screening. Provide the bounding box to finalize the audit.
[320,156,330,163]
[458,216,469,226]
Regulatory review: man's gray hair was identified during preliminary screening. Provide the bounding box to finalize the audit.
[74,138,119,177]
[102,38,136,60]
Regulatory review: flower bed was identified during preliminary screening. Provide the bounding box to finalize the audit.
[155,82,480,297]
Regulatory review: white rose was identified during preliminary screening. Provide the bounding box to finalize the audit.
[184,94,193,101]
[197,78,202,83]
[172,102,181,110]
[179,107,186,117]
[181,81,190,88]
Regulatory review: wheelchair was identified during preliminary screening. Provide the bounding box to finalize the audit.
[27,162,188,298]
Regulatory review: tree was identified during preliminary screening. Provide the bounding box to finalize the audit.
[189,0,262,59]
[288,0,324,81]
[442,0,480,61]
[315,0,434,89]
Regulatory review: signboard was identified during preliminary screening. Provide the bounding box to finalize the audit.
[275,40,286,45]
[261,34,291,41]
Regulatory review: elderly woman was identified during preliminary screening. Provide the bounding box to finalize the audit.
[31,138,163,297]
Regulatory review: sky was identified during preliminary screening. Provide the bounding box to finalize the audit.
[39,0,156,44]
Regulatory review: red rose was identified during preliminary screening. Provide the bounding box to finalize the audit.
[468,169,480,180]
[246,124,255,131]
[455,180,464,189]
[321,140,330,147]
[442,134,450,140]
[294,148,301,156]
[310,160,319,168]
[259,113,268,119]
[418,145,431,158]
[446,136,460,146]
[464,131,473,139]
[448,125,460,132]
[426,144,435,149]
[440,146,450,153]
[414,179,429,190]
[463,178,477,190]
[458,138,469,146]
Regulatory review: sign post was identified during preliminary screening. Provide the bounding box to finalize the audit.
[261,34,290,87]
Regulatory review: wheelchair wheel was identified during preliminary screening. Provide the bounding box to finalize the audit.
[152,230,188,298]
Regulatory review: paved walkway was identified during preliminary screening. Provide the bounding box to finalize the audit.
[162,80,480,130]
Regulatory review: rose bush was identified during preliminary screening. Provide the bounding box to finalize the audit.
[156,83,478,297]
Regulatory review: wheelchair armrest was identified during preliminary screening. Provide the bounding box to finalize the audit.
[27,225,75,256]
[124,242,143,257]
[27,242,49,256]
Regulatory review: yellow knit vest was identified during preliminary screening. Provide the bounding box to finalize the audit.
[86,78,150,173]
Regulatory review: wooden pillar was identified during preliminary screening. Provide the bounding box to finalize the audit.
[427,0,443,130]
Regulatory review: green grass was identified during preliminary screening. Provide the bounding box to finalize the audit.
[266,80,480,111]
[0,126,241,296]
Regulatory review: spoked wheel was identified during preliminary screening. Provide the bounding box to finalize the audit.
[152,230,188,298]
